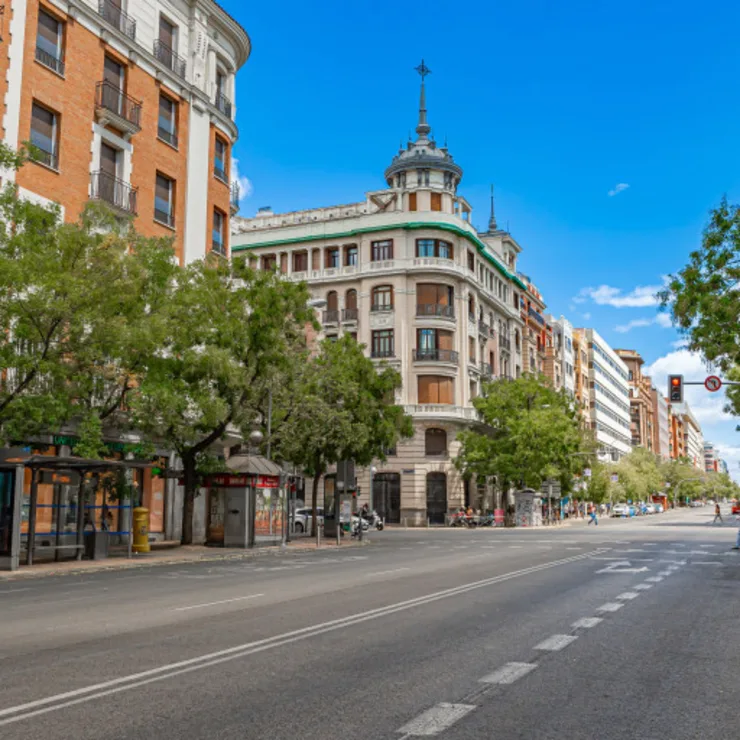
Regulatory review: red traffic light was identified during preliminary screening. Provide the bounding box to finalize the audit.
[671,377,680,386]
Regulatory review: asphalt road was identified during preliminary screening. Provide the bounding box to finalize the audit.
[1,506,739,740]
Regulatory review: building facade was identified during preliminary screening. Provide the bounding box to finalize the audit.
[704,442,719,473]
[669,402,703,469]
[574,328,631,459]
[232,74,529,524]
[651,388,670,460]
[667,401,686,460]
[544,314,575,396]
[1,0,250,263]
[615,349,655,452]
[518,275,549,377]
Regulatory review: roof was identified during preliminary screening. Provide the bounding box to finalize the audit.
[227,454,283,476]
[207,0,252,67]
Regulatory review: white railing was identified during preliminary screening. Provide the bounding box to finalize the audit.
[404,404,479,421]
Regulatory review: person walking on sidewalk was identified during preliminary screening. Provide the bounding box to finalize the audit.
[712,503,723,524]
[587,504,598,526]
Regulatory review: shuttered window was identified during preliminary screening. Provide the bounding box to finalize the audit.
[431,192,442,211]
[418,376,454,405]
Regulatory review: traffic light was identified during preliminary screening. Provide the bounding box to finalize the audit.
[668,374,683,403]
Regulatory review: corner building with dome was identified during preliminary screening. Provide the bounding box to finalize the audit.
[231,69,537,525]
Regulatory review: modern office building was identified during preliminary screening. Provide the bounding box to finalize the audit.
[1,0,250,263]
[573,329,631,459]
[232,70,530,524]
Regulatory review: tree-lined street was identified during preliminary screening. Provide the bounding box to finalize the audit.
[2,507,739,740]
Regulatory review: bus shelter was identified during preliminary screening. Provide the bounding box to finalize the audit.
[0,454,152,571]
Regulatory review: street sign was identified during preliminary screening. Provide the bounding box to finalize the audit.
[583,468,592,478]
[705,375,722,392]
[611,474,619,483]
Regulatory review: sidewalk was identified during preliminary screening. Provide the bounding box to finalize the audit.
[0,538,368,581]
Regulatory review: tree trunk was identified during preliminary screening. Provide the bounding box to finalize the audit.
[182,453,198,545]
[311,472,321,544]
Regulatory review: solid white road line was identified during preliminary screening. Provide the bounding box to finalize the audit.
[0,587,32,594]
[572,617,603,629]
[617,592,639,600]
[0,550,606,726]
[397,703,476,736]
[173,594,264,611]
[597,602,624,613]
[634,584,652,591]
[534,634,578,652]
[479,662,537,685]
[646,576,663,582]
[366,568,410,577]
[692,561,722,566]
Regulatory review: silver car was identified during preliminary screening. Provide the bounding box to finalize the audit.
[293,507,324,534]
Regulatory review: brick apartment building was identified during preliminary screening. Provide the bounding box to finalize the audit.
[0,0,250,262]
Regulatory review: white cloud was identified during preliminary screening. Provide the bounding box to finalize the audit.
[608,183,630,197]
[655,313,673,328]
[576,284,662,308]
[231,158,253,205]
[671,338,690,349]
[614,312,673,333]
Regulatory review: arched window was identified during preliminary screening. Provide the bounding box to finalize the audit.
[326,291,338,311]
[425,428,448,456]
[345,289,357,310]
[371,285,393,311]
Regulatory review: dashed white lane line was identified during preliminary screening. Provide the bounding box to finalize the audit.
[173,594,264,611]
[634,584,652,591]
[566,547,582,550]
[658,570,672,577]
[617,592,639,600]
[366,568,410,577]
[508,545,523,549]
[479,662,537,685]
[646,576,664,583]
[693,561,722,566]
[534,634,578,652]
[572,617,603,629]
[597,602,624,613]
[397,702,476,736]
[0,587,33,594]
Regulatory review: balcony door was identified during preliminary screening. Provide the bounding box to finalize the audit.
[103,56,124,115]
[99,142,120,204]
[426,473,447,525]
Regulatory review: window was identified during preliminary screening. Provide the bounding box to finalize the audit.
[431,192,442,211]
[154,173,175,227]
[104,56,124,89]
[262,254,277,271]
[409,192,417,211]
[36,9,64,75]
[371,240,393,261]
[326,291,338,311]
[467,251,475,272]
[425,428,447,456]
[158,94,178,147]
[325,247,340,268]
[468,295,475,319]
[416,329,454,361]
[280,253,288,274]
[344,244,358,266]
[345,289,357,310]
[159,15,177,50]
[371,285,393,311]
[212,209,225,254]
[30,102,59,169]
[469,337,476,363]
[418,376,454,405]
[311,249,320,270]
[513,293,519,309]
[293,251,308,272]
[417,283,454,316]
[214,137,228,182]
[372,330,394,358]
[416,239,453,259]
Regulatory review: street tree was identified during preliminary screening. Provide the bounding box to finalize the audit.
[274,335,413,540]
[456,374,592,514]
[129,260,314,544]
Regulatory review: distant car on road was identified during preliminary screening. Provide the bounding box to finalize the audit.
[612,504,630,517]
[643,504,656,515]
[732,502,740,515]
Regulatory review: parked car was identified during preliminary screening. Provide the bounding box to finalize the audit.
[293,507,324,534]
[732,501,740,515]
[654,504,665,513]
[643,504,656,515]
[612,504,630,517]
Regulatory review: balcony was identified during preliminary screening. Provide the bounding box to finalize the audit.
[322,309,340,324]
[371,349,395,359]
[215,91,233,119]
[230,182,240,215]
[499,336,512,352]
[98,0,137,41]
[35,46,65,76]
[528,306,545,326]
[404,405,479,422]
[481,362,493,378]
[341,308,358,322]
[154,40,186,79]
[95,81,142,135]
[416,304,455,320]
[412,348,459,363]
[90,171,137,216]
[478,321,490,338]
[371,304,393,312]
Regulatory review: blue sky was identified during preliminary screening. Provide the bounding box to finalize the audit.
[223,0,740,478]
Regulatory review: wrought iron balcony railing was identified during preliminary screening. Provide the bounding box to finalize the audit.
[98,0,136,40]
[154,40,186,79]
[90,171,138,215]
[413,348,459,363]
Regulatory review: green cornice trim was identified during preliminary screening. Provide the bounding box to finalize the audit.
[232,221,527,290]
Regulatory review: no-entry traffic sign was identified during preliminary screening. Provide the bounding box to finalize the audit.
[705,375,722,392]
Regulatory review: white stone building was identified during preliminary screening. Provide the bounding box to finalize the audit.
[232,69,529,524]
[545,315,575,397]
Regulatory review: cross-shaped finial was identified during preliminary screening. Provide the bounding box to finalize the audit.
[415,59,431,81]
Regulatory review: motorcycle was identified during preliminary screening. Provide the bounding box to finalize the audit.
[351,510,384,537]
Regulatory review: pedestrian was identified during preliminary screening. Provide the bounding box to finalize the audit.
[587,505,598,526]
[712,503,723,525]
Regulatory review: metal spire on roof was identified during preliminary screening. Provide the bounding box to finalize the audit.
[414,59,432,139]
[488,184,497,231]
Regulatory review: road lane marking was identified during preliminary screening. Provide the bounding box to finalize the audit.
[634,584,652,590]
[508,545,523,549]
[0,549,608,726]
[658,571,672,577]
[397,703,476,736]
[479,663,537,685]
[572,617,602,629]
[617,592,639,600]
[0,587,32,594]
[565,547,582,550]
[534,634,578,651]
[365,568,410,577]
[692,561,722,566]
[173,594,264,611]
[597,602,624,613]
[646,576,663,582]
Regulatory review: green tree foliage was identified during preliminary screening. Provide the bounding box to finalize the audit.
[456,375,593,506]
[129,260,315,544]
[273,336,413,540]
[660,197,740,412]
